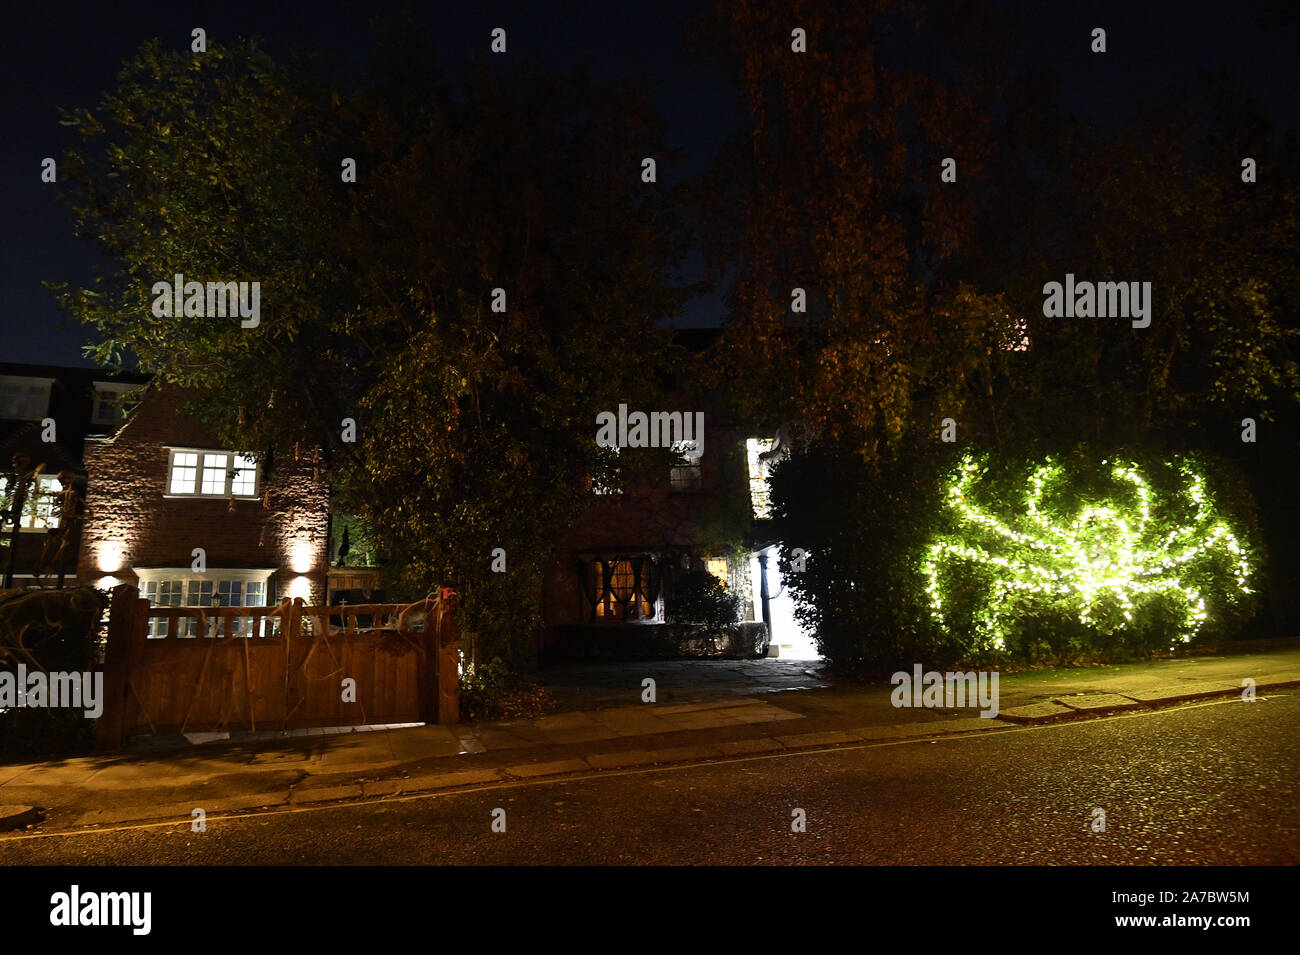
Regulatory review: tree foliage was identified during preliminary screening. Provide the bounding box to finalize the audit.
[50,27,691,665]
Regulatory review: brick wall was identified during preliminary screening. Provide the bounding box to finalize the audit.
[75,384,330,604]
[542,412,755,638]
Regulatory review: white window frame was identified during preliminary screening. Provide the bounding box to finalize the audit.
[165,447,260,499]
[135,567,276,637]
[90,381,139,429]
[0,472,65,532]
[0,375,54,420]
[746,437,777,519]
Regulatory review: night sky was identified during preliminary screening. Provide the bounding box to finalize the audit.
[2,0,1296,367]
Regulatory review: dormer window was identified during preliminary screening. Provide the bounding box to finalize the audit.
[0,376,53,420]
[91,381,139,429]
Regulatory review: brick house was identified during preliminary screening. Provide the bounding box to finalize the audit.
[536,330,815,659]
[1,363,149,588]
[74,383,330,630]
[58,344,812,659]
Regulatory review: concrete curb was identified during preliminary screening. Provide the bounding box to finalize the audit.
[12,680,1298,832]
[997,679,1300,725]
[0,805,40,832]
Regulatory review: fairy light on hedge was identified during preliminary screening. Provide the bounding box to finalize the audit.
[921,454,1253,651]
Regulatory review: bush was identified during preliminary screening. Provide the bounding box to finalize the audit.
[0,587,107,761]
[458,658,552,722]
[769,438,961,677]
[666,569,740,646]
[722,621,770,658]
[769,439,1263,676]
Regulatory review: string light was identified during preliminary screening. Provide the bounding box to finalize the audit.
[921,453,1254,651]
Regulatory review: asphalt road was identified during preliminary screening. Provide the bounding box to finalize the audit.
[3,692,1297,865]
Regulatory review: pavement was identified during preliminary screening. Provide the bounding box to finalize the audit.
[2,640,1298,833]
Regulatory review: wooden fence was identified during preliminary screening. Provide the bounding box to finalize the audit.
[95,584,459,750]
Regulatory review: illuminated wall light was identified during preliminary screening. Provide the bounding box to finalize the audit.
[288,575,312,603]
[97,541,126,574]
[97,576,120,590]
[922,453,1254,650]
[289,538,315,574]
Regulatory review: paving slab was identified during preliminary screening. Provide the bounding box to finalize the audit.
[1053,692,1147,713]
[586,744,724,770]
[1122,681,1250,703]
[399,768,503,791]
[714,738,785,756]
[503,759,592,778]
[773,730,860,748]
[997,701,1078,723]
[289,782,363,805]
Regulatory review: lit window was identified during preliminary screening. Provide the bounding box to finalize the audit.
[706,558,729,583]
[141,570,275,637]
[592,445,621,496]
[231,455,257,495]
[167,448,259,498]
[585,555,659,622]
[746,437,776,519]
[169,452,198,494]
[0,473,65,531]
[200,453,228,494]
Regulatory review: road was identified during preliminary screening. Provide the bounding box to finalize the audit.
[3,692,1297,865]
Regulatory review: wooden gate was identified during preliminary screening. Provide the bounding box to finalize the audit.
[95,584,459,749]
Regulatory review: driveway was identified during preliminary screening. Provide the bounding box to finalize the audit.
[534,657,830,710]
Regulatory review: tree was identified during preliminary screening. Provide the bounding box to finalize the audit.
[50,25,692,667]
[688,0,1023,453]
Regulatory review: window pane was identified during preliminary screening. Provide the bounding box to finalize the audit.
[201,453,228,494]
[216,580,242,606]
[670,465,702,492]
[186,580,214,606]
[231,455,257,496]
[0,383,19,416]
[170,452,198,494]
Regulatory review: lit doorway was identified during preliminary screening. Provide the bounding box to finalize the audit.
[750,550,820,660]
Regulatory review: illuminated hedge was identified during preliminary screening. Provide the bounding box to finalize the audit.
[921,453,1254,651]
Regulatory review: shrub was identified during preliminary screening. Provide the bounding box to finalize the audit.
[769,439,1262,676]
[666,569,740,644]
[458,658,552,722]
[722,621,770,658]
[0,587,107,760]
[923,450,1259,658]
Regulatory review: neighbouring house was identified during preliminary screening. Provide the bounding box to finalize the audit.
[74,383,331,631]
[537,330,816,661]
[0,363,149,589]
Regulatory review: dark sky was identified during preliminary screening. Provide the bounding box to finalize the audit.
[2,0,1296,367]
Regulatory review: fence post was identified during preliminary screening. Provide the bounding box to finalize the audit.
[436,598,460,725]
[96,584,146,751]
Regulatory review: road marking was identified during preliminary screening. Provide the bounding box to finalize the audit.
[0,692,1283,843]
